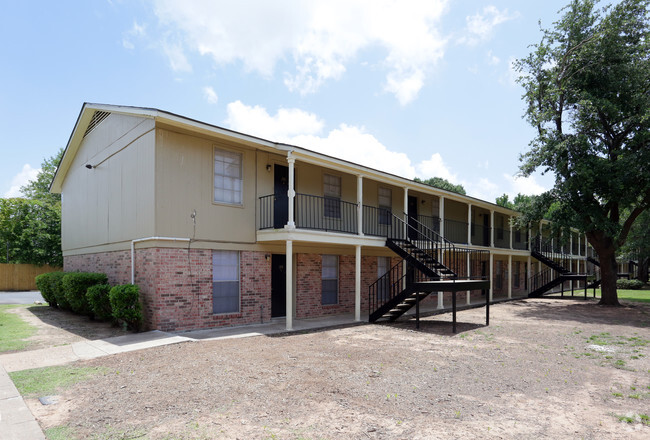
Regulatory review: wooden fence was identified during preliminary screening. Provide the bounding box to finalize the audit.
[0,263,62,291]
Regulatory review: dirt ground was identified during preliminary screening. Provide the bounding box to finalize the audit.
[19,299,650,439]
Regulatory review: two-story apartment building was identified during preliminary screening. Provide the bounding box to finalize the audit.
[51,103,593,332]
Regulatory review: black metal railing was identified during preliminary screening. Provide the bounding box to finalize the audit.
[368,213,489,315]
[528,267,561,294]
[531,234,573,273]
[417,215,441,235]
[444,218,468,244]
[471,223,491,247]
[294,193,358,233]
[259,194,275,229]
[513,229,528,250]
[494,227,510,248]
[362,205,393,237]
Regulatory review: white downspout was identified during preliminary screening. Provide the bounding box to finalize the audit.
[131,237,191,284]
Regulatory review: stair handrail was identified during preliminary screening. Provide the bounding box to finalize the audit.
[368,260,434,317]
[531,234,573,273]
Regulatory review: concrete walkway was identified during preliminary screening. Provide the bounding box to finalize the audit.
[0,314,363,439]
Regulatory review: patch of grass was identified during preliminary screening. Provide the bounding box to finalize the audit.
[45,425,78,440]
[0,305,37,352]
[595,289,650,304]
[9,365,109,398]
[612,392,623,398]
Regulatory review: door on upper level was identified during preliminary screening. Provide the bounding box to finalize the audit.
[274,165,288,228]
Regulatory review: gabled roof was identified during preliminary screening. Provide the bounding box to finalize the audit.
[51,102,520,215]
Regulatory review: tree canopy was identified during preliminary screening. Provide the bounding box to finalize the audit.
[1,148,63,266]
[495,193,534,212]
[515,0,650,305]
[414,177,466,195]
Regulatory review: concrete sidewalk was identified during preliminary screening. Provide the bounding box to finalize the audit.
[0,314,363,439]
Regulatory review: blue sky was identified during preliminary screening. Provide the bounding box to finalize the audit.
[1,0,578,202]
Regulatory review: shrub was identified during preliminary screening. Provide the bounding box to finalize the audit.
[62,272,108,316]
[617,279,644,290]
[49,272,70,310]
[35,272,61,307]
[110,284,143,331]
[86,284,113,321]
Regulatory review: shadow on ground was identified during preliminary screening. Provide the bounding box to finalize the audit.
[25,305,127,340]
[508,298,650,329]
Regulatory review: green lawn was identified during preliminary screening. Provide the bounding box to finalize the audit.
[9,365,109,398]
[0,304,37,352]
[594,288,650,304]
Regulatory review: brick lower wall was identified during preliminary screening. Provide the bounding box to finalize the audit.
[63,249,408,330]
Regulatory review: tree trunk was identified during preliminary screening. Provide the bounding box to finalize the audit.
[598,249,620,306]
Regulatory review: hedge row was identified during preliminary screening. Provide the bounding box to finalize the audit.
[616,278,645,290]
[35,272,143,331]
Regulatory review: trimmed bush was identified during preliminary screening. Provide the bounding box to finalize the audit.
[62,272,108,316]
[35,272,61,307]
[49,272,70,310]
[617,279,644,290]
[86,284,113,321]
[110,284,143,331]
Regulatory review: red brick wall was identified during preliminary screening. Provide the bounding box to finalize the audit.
[64,249,271,332]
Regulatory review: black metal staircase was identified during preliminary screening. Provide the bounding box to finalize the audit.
[369,214,489,328]
[528,235,587,297]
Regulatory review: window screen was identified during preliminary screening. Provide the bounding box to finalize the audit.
[322,255,338,305]
[213,250,240,314]
[214,148,243,204]
[378,187,392,225]
[323,174,341,218]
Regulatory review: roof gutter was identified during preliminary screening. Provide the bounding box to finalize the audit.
[131,237,191,284]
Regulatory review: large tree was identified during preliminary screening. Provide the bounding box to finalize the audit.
[414,177,466,195]
[516,0,650,305]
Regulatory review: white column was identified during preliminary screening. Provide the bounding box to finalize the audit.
[357,175,363,236]
[528,226,532,251]
[490,210,495,248]
[437,292,444,309]
[509,217,513,249]
[578,234,581,256]
[570,233,573,255]
[527,256,532,292]
[355,245,361,321]
[286,155,296,229]
[439,196,445,239]
[285,240,293,330]
[467,204,472,245]
[508,254,512,299]
[403,188,409,240]
[489,252,494,301]
[466,252,471,305]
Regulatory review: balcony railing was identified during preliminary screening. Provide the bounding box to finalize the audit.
[417,215,441,235]
[471,223,491,247]
[494,227,510,248]
[443,219,468,244]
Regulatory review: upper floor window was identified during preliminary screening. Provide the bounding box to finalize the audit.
[323,174,341,218]
[214,147,242,205]
[378,187,392,225]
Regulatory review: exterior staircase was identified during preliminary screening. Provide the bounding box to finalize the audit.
[369,214,489,324]
[528,235,586,297]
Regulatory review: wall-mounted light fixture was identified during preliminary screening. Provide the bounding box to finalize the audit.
[265,254,271,261]
[85,164,93,169]
[266,164,272,172]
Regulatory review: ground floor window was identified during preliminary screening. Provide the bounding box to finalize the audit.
[322,255,338,305]
[213,250,240,314]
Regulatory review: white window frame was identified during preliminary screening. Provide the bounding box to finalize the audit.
[323,173,341,219]
[213,147,243,205]
[212,250,240,314]
[321,255,339,305]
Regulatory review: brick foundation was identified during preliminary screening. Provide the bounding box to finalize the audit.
[63,249,404,331]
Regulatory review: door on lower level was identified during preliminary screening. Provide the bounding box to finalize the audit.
[271,254,286,318]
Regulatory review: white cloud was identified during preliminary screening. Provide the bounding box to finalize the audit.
[460,6,518,46]
[151,0,448,104]
[4,164,39,198]
[202,86,218,104]
[415,153,458,183]
[162,40,192,72]
[225,100,324,140]
[122,21,146,50]
[487,50,500,65]
[500,56,521,86]
[503,173,547,198]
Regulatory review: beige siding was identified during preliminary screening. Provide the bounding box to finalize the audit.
[61,113,155,252]
[154,129,257,243]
